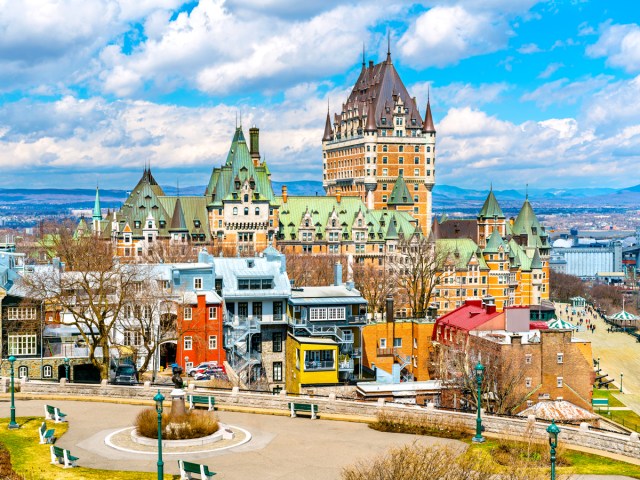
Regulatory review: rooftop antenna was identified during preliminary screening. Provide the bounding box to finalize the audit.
[362,43,365,67]
[239,110,242,128]
[235,111,238,129]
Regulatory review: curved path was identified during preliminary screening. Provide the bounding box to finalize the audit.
[2,398,461,479]
[1,397,635,479]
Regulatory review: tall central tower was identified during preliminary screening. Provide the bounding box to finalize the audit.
[322,47,436,234]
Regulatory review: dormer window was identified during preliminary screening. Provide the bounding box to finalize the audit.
[381,117,386,125]
[159,220,166,228]
[134,221,141,229]
[332,219,336,227]
[305,220,310,227]
[244,194,249,203]
[233,207,238,215]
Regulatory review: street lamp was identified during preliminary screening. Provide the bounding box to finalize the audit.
[547,420,560,480]
[621,372,624,394]
[472,361,485,443]
[154,390,164,480]
[64,357,70,382]
[8,356,18,429]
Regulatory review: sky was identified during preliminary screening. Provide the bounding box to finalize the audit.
[0,0,639,191]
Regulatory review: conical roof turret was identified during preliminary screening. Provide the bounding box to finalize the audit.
[169,197,188,231]
[322,108,334,142]
[365,99,377,132]
[422,96,436,133]
[93,186,103,221]
[478,187,504,219]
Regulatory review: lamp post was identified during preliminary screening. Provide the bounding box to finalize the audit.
[472,361,485,443]
[621,372,624,394]
[8,356,18,429]
[64,357,70,382]
[154,390,164,480]
[547,420,560,480]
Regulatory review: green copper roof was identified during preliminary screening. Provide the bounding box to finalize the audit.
[205,127,276,206]
[508,239,532,271]
[388,175,414,205]
[478,189,504,219]
[93,187,102,221]
[530,248,543,269]
[436,238,489,270]
[484,229,505,253]
[512,198,548,250]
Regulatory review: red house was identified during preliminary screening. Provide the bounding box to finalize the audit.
[433,298,505,347]
[176,292,225,373]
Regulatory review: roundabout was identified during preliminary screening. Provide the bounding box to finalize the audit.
[104,424,252,455]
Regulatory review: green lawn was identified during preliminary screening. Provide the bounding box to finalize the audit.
[468,439,640,478]
[593,388,625,407]
[0,417,177,480]
[600,410,640,433]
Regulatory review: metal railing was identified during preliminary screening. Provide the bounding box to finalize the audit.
[304,360,334,371]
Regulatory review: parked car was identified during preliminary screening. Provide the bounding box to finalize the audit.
[194,365,226,381]
[113,364,138,385]
[187,362,219,377]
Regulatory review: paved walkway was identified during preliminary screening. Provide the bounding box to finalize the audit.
[556,304,640,414]
[1,397,636,479]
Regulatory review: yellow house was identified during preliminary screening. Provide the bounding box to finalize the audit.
[285,334,339,394]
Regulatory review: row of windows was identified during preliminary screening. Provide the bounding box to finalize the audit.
[183,306,218,321]
[183,335,218,350]
[326,144,432,159]
[232,207,262,216]
[309,307,346,321]
[6,307,37,320]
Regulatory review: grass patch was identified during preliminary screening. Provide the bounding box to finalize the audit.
[0,417,176,479]
[600,409,640,432]
[369,410,470,440]
[593,388,625,407]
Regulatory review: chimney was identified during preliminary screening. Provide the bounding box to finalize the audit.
[336,189,342,204]
[369,60,374,68]
[249,126,260,166]
[282,185,288,203]
[334,262,343,286]
[386,295,394,323]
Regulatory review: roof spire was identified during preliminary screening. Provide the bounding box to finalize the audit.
[526,183,529,200]
[386,30,391,63]
[323,99,334,142]
[93,184,102,222]
[177,179,180,197]
[362,43,366,68]
[422,93,436,133]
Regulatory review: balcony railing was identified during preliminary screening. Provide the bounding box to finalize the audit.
[304,360,334,371]
[338,359,354,371]
[376,347,401,356]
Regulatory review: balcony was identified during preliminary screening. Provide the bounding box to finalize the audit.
[304,360,335,371]
[376,347,400,357]
[338,359,354,371]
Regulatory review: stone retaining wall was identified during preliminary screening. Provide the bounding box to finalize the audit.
[16,380,640,460]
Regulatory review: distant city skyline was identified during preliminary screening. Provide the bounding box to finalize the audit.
[0,1,638,191]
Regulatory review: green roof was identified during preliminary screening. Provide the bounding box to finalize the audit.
[512,198,548,249]
[484,229,505,253]
[93,187,102,221]
[205,127,276,206]
[388,175,414,206]
[478,189,504,219]
[436,238,489,270]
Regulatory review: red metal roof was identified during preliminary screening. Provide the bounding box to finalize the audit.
[435,300,502,331]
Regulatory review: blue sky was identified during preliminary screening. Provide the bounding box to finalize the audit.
[0,0,639,191]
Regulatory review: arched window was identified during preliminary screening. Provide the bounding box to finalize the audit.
[43,365,53,378]
[427,146,431,152]
[255,207,260,215]
[244,194,249,203]
[233,207,238,215]
[382,145,388,152]
[18,366,28,378]
[332,219,336,227]
[244,207,249,215]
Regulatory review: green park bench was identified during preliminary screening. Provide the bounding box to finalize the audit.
[38,421,55,444]
[288,402,318,419]
[188,395,216,411]
[178,459,216,479]
[44,404,67,423]
[592,398,609,412]
[50,445,79,468]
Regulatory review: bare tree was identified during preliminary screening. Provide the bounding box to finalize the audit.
[434,337,529,415]
[352,261,392,314]
[283,252,347,287]
[390,234,448,318]
[22,231,150,379]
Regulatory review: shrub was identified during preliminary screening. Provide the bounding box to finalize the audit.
[135,408,219,440]
[0,442,23,480]
[369,410,470,440]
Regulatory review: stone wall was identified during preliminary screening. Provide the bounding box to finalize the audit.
[14,380,640,459]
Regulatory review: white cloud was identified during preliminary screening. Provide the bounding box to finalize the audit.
[518,43,542,54]
[537,62,563,79]
[411,81,509,111]
[521,75,612,107]
[587,22,640,73]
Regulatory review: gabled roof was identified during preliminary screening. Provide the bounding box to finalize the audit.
[432,218,476,240]
[478,189,504,219]
[388,175,414,205]
[436,238,489,270]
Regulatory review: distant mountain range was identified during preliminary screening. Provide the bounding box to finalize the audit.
[1,181,639,214]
